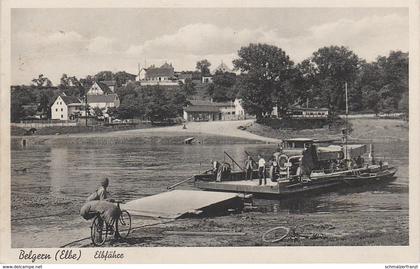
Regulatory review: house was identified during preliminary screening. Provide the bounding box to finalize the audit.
[202,76,213,84]
[87,81,113,95]
[176,73,193,84]
[51,95,83,120]
[183,105,221,122]
[234,98,246,120]
[136,63,179,86]
[183,100,243,121]
[136,68,147,81]
[87,94,120,110]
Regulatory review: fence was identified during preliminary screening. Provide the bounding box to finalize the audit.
[11,120,78,128]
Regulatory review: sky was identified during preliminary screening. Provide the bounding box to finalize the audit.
[11,8,408,85]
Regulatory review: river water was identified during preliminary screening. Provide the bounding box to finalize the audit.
[10,137,409,247]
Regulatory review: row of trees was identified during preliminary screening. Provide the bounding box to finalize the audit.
[11,44,408,123]
[112,83,189,123]
[202,44,408,121]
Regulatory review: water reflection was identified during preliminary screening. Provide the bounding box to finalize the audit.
[49,147,68,197]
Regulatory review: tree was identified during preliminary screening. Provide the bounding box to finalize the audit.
[59,73,70,89]
[206,71,237,102]
[94,71,114,82]
[305,46,361,113]
[31,74,52,87]
[233,43,295,121]
[179,78,197,96]
[354,51,408,114]
[114,71,135,87]
[80,75,94,90]
[196,59,211,76]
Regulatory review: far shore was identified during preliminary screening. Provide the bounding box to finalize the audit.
[12,120,282,146]
[11,117,408,148]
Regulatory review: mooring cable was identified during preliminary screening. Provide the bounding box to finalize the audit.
[261,226,290,243]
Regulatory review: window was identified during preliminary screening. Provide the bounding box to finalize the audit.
[61,115,63,118]
[56,109,58,112]
[61,108,63,111]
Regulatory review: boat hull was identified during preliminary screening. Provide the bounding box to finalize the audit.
[194,167,397,198]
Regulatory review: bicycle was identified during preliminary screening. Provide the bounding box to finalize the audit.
[90,200,132,246]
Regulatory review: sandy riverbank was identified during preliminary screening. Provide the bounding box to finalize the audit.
[11,120,281,147]
[63,205,408,248]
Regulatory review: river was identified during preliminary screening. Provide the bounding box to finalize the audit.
[10,135,408,247]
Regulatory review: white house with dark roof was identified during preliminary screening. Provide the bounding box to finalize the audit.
[87,94,120,110]
[136,62,179,86]
[51,95,82,120]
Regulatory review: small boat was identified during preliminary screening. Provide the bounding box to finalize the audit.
[184,137,195,144]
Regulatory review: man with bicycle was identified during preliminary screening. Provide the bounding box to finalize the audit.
[80,178,121,239]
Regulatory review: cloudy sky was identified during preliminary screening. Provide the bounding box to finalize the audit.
[11,8,408,85]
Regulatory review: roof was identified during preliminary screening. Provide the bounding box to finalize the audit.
[184,106,220,113]
[189,100,234,107]
[145,67,174,78]
[93,81,113,94]
[101,80,116,86]
[144,62,175,78]
[87,94,119,103]
[60,95,81,105]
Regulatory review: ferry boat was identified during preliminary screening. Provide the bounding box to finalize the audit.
[194,83,397,198]
[193,139,397,198]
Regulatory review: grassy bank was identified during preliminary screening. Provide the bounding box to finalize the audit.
[244,118,408,142]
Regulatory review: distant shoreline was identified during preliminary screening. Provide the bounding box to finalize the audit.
[11,118,408,149]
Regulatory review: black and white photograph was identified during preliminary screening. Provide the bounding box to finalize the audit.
[1,0,419,264]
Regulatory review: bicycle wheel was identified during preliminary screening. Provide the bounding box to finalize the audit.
[117,210,131,238]
[91,216,108,246]
[262,226,290,243]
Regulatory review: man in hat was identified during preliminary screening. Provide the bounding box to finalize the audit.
[86,177,111,202]
[81,178,121,239]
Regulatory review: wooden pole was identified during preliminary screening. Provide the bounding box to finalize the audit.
[345,82,348,160]
[224,151,244,171]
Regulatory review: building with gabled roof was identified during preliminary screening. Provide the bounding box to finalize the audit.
[183,99,245,121]
[87,94,120,110]
[87,81,113,95]
[136,62,178,85]
[51,95,83,120]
